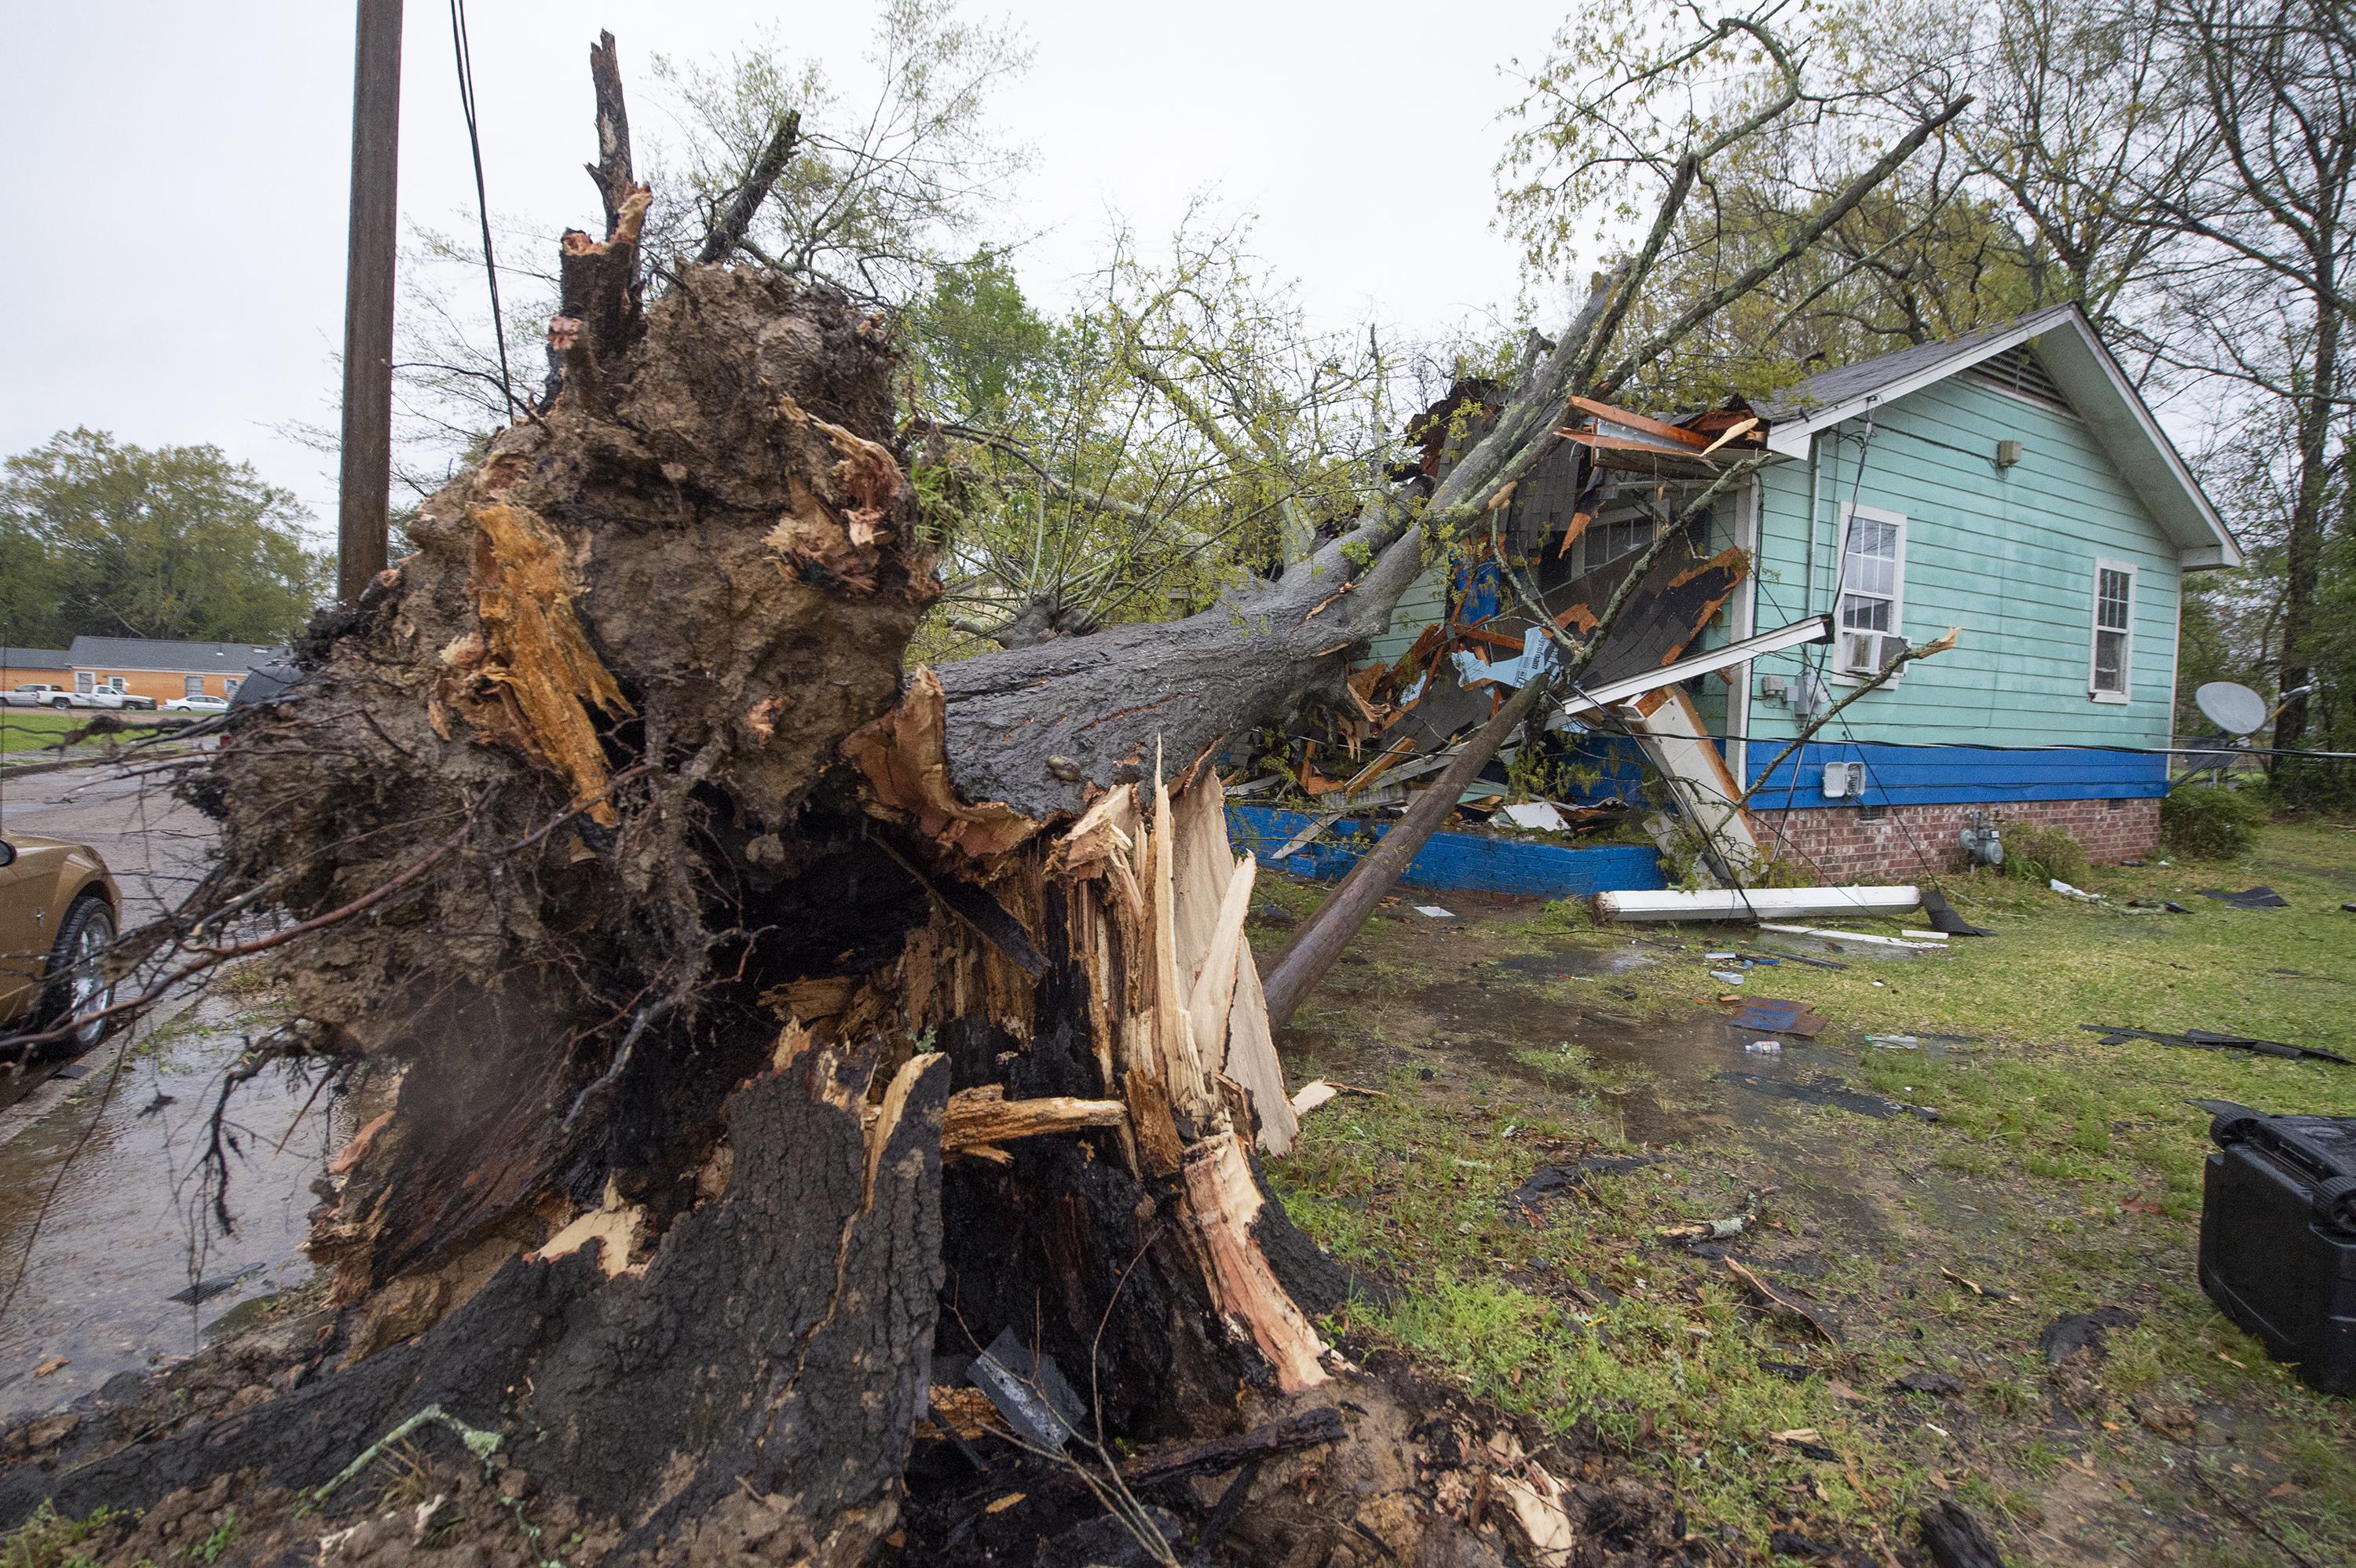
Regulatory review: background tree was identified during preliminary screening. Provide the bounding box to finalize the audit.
[0,428,327,648]
[2140,0,2356,766]
[906,219,1396,653]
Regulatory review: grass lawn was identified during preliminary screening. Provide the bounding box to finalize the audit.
[0,710,185,757]
[1260,818,2356,1566]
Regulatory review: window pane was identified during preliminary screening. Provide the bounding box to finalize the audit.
[2097,568,2131,630]
[2094,628,2126,691]
[1840,594,1890,632]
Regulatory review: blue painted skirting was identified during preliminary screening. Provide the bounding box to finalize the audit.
[1744,741,2169,809]
[1227,805,1665,899]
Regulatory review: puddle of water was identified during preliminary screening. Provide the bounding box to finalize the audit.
[0,996,348,1419]
[1491,946,1657,980]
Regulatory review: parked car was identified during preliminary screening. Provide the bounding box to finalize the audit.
[114,691,157,711]
[0,832,119,1049]
[163,694,230,714]
[3,684,76,708]
[66,687,125,711]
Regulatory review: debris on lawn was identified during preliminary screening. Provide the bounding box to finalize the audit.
[1919,887,1992,937]
[1725,1257,1842,1343]
[1770,1427,1839,1461]
[1506,1154,1665,1215]
[1744,1039,1783,1054]
[1659,1215,1749,1242]
[2082,1023,2352,1065]
[1709,968,1747,985]
[1756,922,1948,952]
[2050,878,2103,901]
[2039,1307,2140,1365]
[1919,1498,2011,1567]
[1290,1079,1388,1118]
[1729,997,1831,1036]
[1939,1266,2023,1304]
[2196,886,2290,908]
[1414,905,1457,919]
[1865,1034,1922,1050]
[969,1329,1087,1449]
[1593,885,1922,923]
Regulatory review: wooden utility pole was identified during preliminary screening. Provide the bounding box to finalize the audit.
[337,0,404,602]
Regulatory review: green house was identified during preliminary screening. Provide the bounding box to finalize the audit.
[1370,305,2242,881]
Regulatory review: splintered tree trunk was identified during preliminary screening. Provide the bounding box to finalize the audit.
[0,190,1359,1563]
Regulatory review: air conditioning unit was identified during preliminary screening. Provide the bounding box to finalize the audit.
[1842,631,1907,674]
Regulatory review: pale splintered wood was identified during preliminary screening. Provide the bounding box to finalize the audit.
[1178,1129,1328,1392]
[1225,947,1296,1155]
[941,1086,1129,1155]
[1186,853,1257,1077]
[1151,776,1213,1117]
[1169,769,1233,986]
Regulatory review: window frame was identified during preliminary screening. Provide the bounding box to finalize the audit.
[1831,503,1908,684]
[2088,557,2137,704]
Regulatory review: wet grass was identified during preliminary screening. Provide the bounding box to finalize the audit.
[0,711,185,758]
[1264,819,2356,1565]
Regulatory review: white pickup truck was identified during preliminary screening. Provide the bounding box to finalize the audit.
[1,684,155,711]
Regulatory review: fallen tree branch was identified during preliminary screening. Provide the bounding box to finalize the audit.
[1261,676,1551,1026]
[1738,630,1959,806]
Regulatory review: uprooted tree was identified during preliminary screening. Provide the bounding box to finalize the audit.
[0,16,1969,1563]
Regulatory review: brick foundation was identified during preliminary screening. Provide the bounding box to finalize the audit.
[1747,798,2160,883]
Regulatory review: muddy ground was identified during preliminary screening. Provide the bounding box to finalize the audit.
[2,804,2351,1565]
[1263,822,2356,1567]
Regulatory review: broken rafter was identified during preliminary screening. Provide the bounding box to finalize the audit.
[1564,394,1712,449]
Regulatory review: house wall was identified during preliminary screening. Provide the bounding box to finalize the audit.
[74,668,246,702]
[1750,797,2160,882]
[1740,371,2183,809]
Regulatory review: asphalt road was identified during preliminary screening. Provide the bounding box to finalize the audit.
[0,758,217,927]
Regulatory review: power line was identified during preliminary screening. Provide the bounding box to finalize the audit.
[448,0,516,420]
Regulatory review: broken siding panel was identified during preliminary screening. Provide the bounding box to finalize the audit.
[1745,372,2182,757]
[1363,559,1450,667]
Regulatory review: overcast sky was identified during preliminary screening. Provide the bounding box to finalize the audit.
[2,2,1579,536]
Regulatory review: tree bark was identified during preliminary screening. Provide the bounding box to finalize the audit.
[2275,301,2337,753]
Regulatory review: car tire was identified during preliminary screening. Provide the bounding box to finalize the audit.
[48,697,68,709]
[39,895,116,1051]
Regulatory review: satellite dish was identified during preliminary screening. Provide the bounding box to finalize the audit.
[2195,682,2268,737]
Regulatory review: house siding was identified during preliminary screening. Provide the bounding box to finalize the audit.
[1742,375,2181,802]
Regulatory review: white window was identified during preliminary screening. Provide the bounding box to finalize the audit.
[185,675,203,697]
[106,676,126,692]
[2090,559,2135,702]
[74,671,93,694]
[1835,504,1907,677]
[224,677,241,697]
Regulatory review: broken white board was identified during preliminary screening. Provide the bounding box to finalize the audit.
[1498,800,1571,832]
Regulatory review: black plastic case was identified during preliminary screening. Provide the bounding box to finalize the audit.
[2197,1102,2356,1395]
